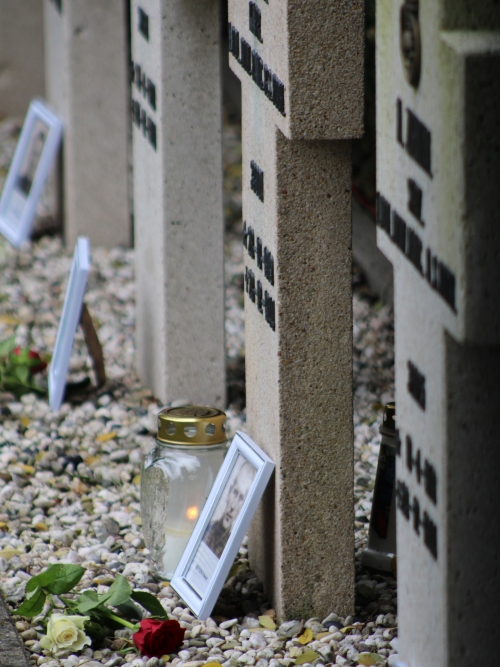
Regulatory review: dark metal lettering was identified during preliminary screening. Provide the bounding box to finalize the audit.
[424,460,437,504]
[396,98,404,145]
[412,496,421,534]
[406,225,423,273]
[240,38,252,74]
[376,192,391,234]
[423,512,438,559]
[264,247,274,285]
[396,480,411,520]
[257,280,263,313]
[138,7,149,41]
[250,161,264,202]
[228,23,240,60]
[49,0,62,14]
[252,50,264,88]
[249,1,263,42]
[406,108,432,175]
[264,291,276,331]
[256,238,263,270]
[408,359,426,410]
[248,226,255,259]
[408,178,423,224]
[392,211,406,252]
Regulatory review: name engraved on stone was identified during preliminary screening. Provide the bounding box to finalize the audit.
[49,0,62,14]
[396,479,438,559]
[376,192,456,311]
[138,7,149,41]
[132,100,157,150]
[249,2,263,43]
[250,160,264,202]
[408,177,424,225]
[133,63,157,112]
[245,267,256,303]
[407,359,426,410]
[228,22,285,115]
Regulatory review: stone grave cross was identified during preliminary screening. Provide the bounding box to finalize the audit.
[376,1,500,664]
[228,0,364,619]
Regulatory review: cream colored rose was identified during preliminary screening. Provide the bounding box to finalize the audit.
[40,613,91,653]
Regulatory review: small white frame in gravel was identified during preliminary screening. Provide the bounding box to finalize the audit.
[49,237,91,411]
[171,431,275,619]
[0,99,63,247]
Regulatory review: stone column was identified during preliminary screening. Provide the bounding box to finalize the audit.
[43,0,130,248]
[131,0,226,408]
[376,1,500,664]
[228,0,364,619]
[0,0,45,118]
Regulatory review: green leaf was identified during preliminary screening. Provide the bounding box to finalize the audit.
[0,335,16,357]
[13,366,29,383]
[26,564,61,593]
[106,574,132,607]
[14,588,46,618]
[43,564,85,595]
[75,589,111,613]
[131,591,168,619]
[115,599,143,622]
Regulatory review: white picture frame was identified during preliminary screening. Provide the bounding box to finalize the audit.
[48,237,91,411]
[0,98,63,247]
[171,431,275,619]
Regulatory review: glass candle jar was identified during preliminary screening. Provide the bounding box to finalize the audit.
[141,406,227,581]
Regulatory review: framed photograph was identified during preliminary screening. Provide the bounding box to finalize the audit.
[0,98,63,247]
[171,431,275,619]
[48,237,91,411]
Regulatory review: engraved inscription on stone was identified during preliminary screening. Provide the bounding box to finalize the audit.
[243,221,275,331]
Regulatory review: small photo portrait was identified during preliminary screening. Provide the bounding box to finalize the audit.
[15,119,49,197]
[185,455,256,597]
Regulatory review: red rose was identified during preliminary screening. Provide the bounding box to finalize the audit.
[132,619,185,658]
[27,350,47,374]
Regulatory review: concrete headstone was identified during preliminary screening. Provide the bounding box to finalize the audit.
[131,0,226,408]
[228,0,364,619]
[377,1,500,664]
[0,0,45,118]
[43,0,130,248]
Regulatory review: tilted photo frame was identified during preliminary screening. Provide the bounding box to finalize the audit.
[0,99,63,247]
[171,431,275,619]
[49,237,91,411]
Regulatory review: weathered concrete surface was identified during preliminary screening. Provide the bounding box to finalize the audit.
[0,0,45,118]
[132,0,226,407]
[43,0,130,248]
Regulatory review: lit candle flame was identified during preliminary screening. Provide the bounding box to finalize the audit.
[186,506,199,521]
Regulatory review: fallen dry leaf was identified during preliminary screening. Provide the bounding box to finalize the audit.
[295,650,319,665]
[298,628,314,645]
[259,615,277,630]
[96,431,117,442]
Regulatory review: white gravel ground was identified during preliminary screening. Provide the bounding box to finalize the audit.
[0,118,398,667]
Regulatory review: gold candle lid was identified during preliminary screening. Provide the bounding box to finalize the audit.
[157,406,227,445]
